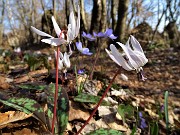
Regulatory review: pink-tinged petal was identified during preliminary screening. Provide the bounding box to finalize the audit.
[41,38,67,46]
[110,44,134,71]
[130,35,144,53]
[31,26,53,38]
[64,52,70,68]
[117,42,139,69]
[51,16,61,37]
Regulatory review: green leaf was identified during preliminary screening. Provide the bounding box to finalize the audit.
[18,84,46,91]
[45,83,69,135]
[117,104,134,124]
[0,94,46,126]
[150,122,159,135]
[164,91,169,131]
[74,93,111,106]
[86,128,124,135]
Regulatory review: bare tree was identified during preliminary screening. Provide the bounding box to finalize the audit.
[115,0,129,41]
[89,0,102,33]
[111,0,118,31]
[80,0,88,32]
[100,0,107,32]
[0,0,5,46]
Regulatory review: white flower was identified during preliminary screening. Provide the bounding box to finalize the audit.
[54,50,71,73]
[105,35,148,81]
[120,73,128,81]
[31,6,80,46]
[14,47,21,53]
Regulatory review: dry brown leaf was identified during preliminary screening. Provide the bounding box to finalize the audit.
[0,76,10,89]
[69,101,91,122]
[14,69,48,83]
[0,111,32,128]
[144,108,159,118]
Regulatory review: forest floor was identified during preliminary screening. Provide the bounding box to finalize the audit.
[0,44,179,135]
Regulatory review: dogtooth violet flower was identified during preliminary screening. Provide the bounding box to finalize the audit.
[93,28,117,40]
[31,5,80,46]
[54,47,71,73]
[76,42,93,55]
[82,32,96,41]
[105,35,148,81]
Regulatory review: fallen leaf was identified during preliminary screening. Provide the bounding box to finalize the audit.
[68,101,91,121]
[0,111,32,127]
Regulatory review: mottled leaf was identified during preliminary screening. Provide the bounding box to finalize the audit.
[86,128,124,135]
[0,94,46,126]
[45,83,69,135]
[18,84,46,91]
[74,93,111,106]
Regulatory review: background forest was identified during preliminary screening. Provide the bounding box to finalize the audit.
[0,0,179,49]
[0,0,180,135]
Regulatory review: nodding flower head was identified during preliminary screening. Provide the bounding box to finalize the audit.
[105,35,148,81]
[31,5,80,46]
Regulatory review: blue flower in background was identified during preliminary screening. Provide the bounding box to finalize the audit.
[93,28,117,40]
[139,112,147,129]
[78,69,85,74]
[82,32,96,41]
[76,42,93,55]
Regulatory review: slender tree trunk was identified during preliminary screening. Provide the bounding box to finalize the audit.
[89,0,102,33]
[111,0,118,31]
[115,0,129,41]
[0,0,5,46]
[53,0,56,18]
[127,0,135,31]
[100,0,107,32]
[65,0,70,25]
[80,0,88,32]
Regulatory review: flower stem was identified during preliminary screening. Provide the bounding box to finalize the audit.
[51,46,60,134]
[89,39,100,80]
[76,68,121,135]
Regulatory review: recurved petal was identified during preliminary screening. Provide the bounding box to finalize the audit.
[110,44,134,71]
[69,11,76,38]
[117,42,140,69]
[64,52,71,68]
[41,38,67,46]
[130,35,144,53]
[51,16,61,37]
[31,26,53,38]
[105,48,121,66]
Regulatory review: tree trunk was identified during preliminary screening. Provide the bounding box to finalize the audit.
[53,0,56,18]
[115,0,129,41]
[0,0,5,46]
[89,0,102,33]
[80,0,88,32]
[111,0,118,31]
[100,0,107,32]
